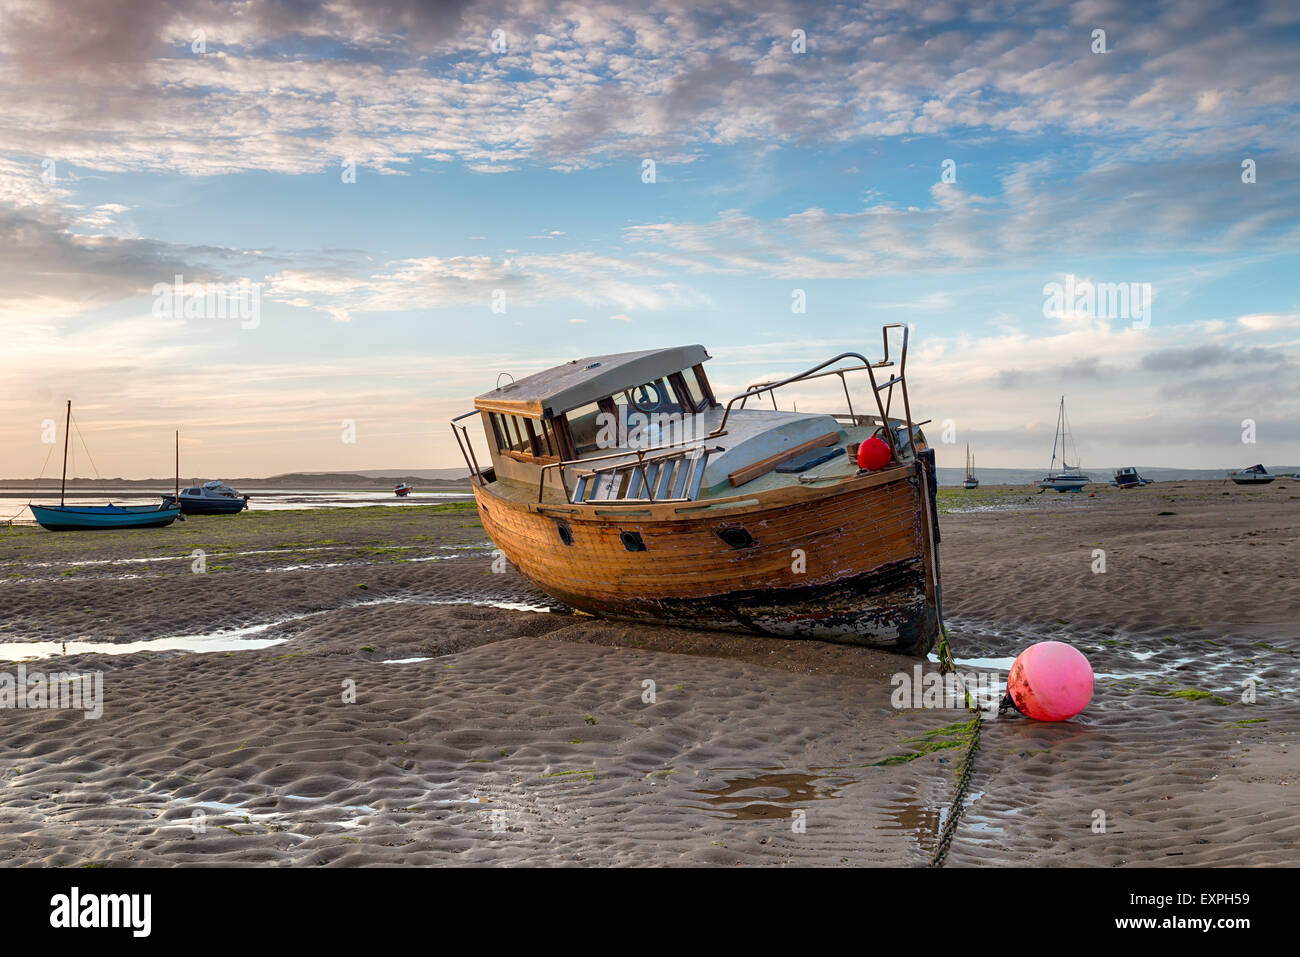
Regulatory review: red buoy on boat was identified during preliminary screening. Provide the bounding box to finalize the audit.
[857,435,892,470]
[1005,641,1094,721]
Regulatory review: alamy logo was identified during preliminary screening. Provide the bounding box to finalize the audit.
[49,887,151,937]
[152,274,261,329]
[891,665,1001,712]
[594,407,709,450]
[1042,274,1151,328]
[0,665,102,719]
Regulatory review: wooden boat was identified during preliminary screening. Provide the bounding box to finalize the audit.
[1229,464,1274,485]
[450,324,942,654]
[962,444,979,489]
[163,479,249,514]
[394,482,414,497]
[30,403,181,531]
[1036,396,1090,492]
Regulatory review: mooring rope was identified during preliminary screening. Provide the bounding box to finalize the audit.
[5,440,57,528]
[928,619,983,868]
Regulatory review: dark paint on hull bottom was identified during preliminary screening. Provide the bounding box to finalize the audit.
[530,557,937,656]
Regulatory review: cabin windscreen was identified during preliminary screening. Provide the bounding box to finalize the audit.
[677,366,709,411]
[565,402,603,454]
[489,411,562,460]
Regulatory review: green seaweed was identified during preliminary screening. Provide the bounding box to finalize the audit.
[1153,688,1231,705]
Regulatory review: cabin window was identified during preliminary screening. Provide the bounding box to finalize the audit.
[533,420,558,457]
[680,366,710,410]
[624,378,679,415]
[564,402,604,453]
[488,413,522,455]
[490,412,556,460]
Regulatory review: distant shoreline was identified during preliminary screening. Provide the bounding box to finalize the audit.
[0,474,473,490]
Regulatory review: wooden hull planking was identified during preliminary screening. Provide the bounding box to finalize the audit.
[473,464,938,654]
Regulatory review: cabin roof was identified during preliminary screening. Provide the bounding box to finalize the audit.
[474,345,710,418]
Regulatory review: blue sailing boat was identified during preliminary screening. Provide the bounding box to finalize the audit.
[29,402,182,531]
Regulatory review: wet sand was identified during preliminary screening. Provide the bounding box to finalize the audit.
[0,482,1296,866]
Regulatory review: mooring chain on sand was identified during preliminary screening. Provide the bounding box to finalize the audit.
[928,622,983,869]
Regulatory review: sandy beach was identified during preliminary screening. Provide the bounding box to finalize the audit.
[0,481,1296,867]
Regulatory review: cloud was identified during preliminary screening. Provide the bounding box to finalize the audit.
[262,251,711,321]
[0,1,1294,181]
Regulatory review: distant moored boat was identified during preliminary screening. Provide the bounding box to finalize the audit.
[1229,464,1274,485]
[1112,466,1148,488]
[29,401,181,531]
[163,480,250,514]
[1036,396,1091,492]
[30,503,182,531]
[962,444,979,489]
[394,482,414,496]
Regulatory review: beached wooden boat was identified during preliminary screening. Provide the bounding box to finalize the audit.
[962,444,979,489]
[1036,396,1090,492]
[451,325,942,654]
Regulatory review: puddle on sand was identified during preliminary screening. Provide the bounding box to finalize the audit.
[0,595,555,661]
[876,795,942,854]
[0,621,290,660]
[689,770,838,820]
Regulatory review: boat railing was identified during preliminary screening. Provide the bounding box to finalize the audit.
[709,323,918,463]
[450,410,488,484]
[537,440,725,504]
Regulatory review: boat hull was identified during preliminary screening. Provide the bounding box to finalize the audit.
[1230,475,1274,485]
[473,463,939,654]
[962,479,979,489]
[162,495,247,514]
[30,504,181,531]
[1036,476,1089,492]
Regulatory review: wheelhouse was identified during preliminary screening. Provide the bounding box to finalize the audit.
[462,345,718,493]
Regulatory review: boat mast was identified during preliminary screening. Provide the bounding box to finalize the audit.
[1048,396,1064,476]
[175,431,179,505]
[60,399,71,506]
[1061,397,1078,470]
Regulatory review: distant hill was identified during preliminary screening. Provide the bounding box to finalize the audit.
[0,471,472,489]
[354,468,471,480]
[936,466,1300,487]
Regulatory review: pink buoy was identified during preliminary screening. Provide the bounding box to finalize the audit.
[1005,641,1094,721]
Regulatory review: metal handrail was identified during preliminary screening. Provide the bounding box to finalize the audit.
[537,438,725,504]
[709,324,915,461]
[450,410,486,484]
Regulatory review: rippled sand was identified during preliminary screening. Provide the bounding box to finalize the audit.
[0,483,1296,866]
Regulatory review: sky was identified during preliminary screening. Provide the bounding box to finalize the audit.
[0,0,1297,479]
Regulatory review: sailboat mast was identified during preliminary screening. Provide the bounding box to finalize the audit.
[175,431,179,505]
[1048,396,1063,474]
[60,399,71,506]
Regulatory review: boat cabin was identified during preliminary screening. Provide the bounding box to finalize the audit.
[457,338,926,507]
[473,345,715,472]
